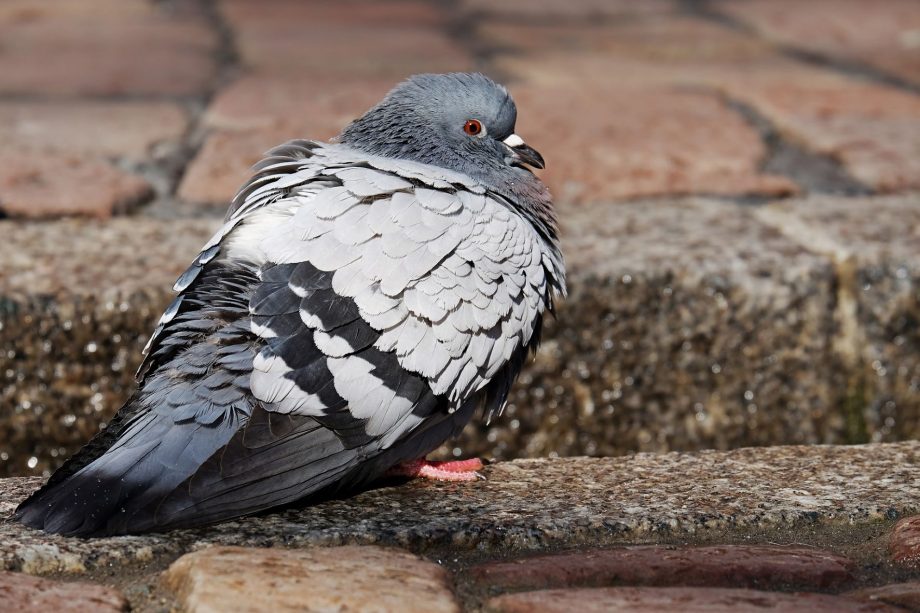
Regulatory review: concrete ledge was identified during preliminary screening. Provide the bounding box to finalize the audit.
[1,442,918,574]
[0,218,219,477]
[2,195,920,476]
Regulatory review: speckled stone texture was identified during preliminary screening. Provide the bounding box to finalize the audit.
[7,195,919,478]
[0,443,917,574]
[447,198,843,461]
[756,194,920,443]
[0,218,219,477]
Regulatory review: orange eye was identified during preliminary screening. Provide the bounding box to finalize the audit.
[463,119,483,136]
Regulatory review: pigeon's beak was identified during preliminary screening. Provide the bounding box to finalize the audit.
[503,133,545,170]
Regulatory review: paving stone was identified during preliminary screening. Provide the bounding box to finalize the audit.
[0,218,219,478]
[163,546,459,613]
[713,74,920,193]
[490,14,795,90]
[0,570,127,612]
[223,0,470,78]
[492,15,917,195]
[3,442,919,572]
[0,152,152,219]
[0,0,218,96]
[890,516,920,566]
[471,545,854,591]
[220,0,447,29]
[486,587,898,613]
[846,582,920,611]
[449,198,839,461]
[755,194,920,443]
[204,75,394,133]
[0,0,155,23]
[0,101,188,160]
[178,130,277,206]
[506,82,795,204]
[460,0,674,19]
[235,29,471,78]
[180,76,393,205]
[714,0,920,85]
[481,16,776,64]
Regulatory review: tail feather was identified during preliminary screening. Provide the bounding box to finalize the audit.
[13,404,366,536]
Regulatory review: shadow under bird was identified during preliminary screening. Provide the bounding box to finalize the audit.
[15,73,566,537]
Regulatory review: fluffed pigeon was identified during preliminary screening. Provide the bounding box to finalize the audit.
[15,73,566,536]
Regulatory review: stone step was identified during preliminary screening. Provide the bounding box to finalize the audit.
[2,442,918,573]
[1,443,919,610]
[1,193,918,476]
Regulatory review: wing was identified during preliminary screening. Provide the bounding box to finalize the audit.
[15,262,263,535]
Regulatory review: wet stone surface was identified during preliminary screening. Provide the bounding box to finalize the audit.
[470,545,855,591]
[485,587,899,613]
[890,516,920,567]
[1,443,918,574]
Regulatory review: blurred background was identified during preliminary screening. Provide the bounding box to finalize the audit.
[0,0,918,478]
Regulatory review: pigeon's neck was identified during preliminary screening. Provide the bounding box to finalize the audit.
[338,109,560,253]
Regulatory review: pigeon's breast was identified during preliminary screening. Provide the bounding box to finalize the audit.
[254,161,557,408]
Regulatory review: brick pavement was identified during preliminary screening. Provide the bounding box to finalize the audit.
[1,0,916,217]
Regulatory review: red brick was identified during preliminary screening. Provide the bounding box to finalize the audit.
[846,582,920,611]
[498,18,920,197]
[182,76,395,205]
[460,0,674,19]
[890,515,920,566]
[711,73,920,193]
[0,151,151,219]
[472,545,854,591]
[220,0,446,29]
[0,0,155,24]
[178,130,283,206]
[0,1,218,96]
[233,25,472,77]
[221,0,467,77]
[481,17,775,63]
[715,0,920,85]
[508,81,795,204]
[487,587,898,613]
[0,101,188,159]
[0,571,127,612]
[204,75,393,133]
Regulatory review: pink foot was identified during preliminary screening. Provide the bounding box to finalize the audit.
[387,457,485,482]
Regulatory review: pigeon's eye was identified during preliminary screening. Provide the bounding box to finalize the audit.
[463,119,483,136]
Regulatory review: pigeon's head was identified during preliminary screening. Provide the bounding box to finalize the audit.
[339,73,546,191]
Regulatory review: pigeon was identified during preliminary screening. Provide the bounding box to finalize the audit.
[14,73,566,537]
